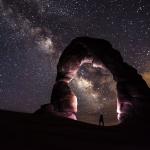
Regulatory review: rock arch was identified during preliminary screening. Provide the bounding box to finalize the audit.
[50,37,150,123]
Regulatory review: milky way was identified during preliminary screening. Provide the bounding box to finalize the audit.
[0,0,150,126]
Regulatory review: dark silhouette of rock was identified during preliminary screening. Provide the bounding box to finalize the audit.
[1,109,150,150]
[49,37,150,124]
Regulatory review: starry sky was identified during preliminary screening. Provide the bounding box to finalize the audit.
[0,0,150,126]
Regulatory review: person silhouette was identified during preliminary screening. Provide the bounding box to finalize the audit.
[99,114,104,127]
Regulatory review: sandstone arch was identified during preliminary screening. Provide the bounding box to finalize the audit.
[50,37,150,123]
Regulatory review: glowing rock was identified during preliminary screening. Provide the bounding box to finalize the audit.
[50,37,150,123]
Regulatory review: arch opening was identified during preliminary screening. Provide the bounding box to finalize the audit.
[69,64,118,126]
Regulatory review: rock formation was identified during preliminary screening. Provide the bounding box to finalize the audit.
[49,37,150,123]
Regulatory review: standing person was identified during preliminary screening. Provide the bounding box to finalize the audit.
[99,114,104,127]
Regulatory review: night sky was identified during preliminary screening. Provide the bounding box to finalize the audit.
[0,0,150,126]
